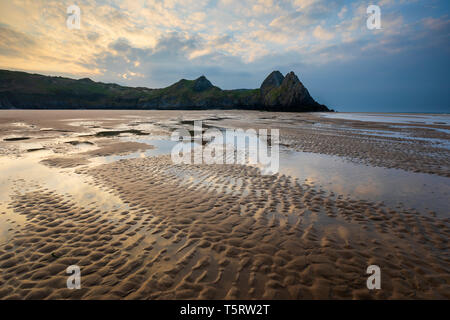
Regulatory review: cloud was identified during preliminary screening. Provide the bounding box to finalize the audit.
[422,15,450,31]
[313,25,334,40]
[0,24,36,57]
[293,0,321,10]
[0,0,448,98]
[338,6,348,19]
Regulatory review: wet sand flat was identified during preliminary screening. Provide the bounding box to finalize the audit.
[0,110,449,299]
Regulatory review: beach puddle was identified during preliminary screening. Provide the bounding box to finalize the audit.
[91,138,178,163]
[0,111,449,300]
[0,114,448,245]
[277,150,449,217]
[320,112,450,125]
[105,135,449,217]
[0,150,128,245]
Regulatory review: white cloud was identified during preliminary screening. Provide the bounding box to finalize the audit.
[313,25,334,40]
[338,6,348,19]
[0,0,444,88]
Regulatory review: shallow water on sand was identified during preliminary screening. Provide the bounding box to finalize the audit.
[0,111,449,300]
[0,150,128,245]
[0,113,449,244]
[320,112,450,126]
[278,150,449,217]
[107,136,450,217]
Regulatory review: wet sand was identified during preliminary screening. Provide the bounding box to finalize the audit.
[0,110,449,299]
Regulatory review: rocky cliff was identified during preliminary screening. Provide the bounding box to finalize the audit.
[260,71,328,112]
[0,69,331,112]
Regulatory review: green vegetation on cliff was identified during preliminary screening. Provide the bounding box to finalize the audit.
[0,69,330,112]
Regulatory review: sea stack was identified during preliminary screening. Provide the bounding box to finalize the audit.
[260,70,329,112]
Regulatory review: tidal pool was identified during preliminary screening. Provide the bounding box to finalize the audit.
[277,150,449,217]
[114,136,450,217]
[0,150,128,245]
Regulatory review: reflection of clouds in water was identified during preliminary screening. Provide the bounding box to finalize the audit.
[353,177,382,197]
[278,151,449,215]
[317,113,450,150]
[320,113,450,126]
[0,152,126,209]
[0,151,129,242]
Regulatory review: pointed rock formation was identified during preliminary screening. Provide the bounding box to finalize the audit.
[260,71,284,98]
[260,71,329,112]
[193,75,213,92]
[278,71,316,108]
[0,69,331,111]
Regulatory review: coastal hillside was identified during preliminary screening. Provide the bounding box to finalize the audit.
[0,70,330,112]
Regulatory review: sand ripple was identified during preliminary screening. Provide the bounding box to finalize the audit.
[1,156,447,299]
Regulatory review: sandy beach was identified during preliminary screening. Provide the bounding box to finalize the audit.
[0,110,449,299]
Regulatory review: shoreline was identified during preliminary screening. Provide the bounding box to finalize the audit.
[0,110,448,299]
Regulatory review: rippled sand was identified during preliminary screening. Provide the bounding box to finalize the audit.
[0,110,448,299]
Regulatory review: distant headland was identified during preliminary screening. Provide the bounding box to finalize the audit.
[0,69,331,112]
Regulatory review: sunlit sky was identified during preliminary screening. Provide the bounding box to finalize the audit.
[0,0,449,112]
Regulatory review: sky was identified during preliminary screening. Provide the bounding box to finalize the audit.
[0,0,449,112]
